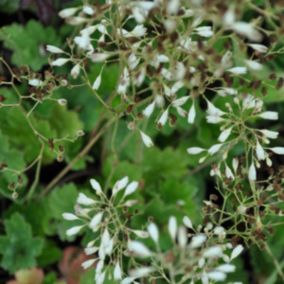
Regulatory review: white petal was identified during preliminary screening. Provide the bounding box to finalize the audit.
[168,216,177,241]
[208,144,223,155]
[227,66,247,75]
[258,111,278,120]
[59,7,78,18]
[82,258,96,269]
[248,43,268,53]
[66,225,83,237]
[187,147,205,155]
[187,103,196,124]
[62,213,79,221]
[129,267,155,278]
[77,193,95,205]
[248,162,256,181]
[28,79,43,87]
[147,223,159,243]
[190,234,207,248]
[143,101,155,118]
[182,216,193,229]
[113,176,129,196]
[70,64,80,79]
[90,178,102,195]
[89,212,103,231]
[216,264,236,273]
[218,127,232,142]
[158,108,169,126]
[114,262,122,280]
[140,131,154,147]
[256,141,266,160]
[46,45,64,54]
[270,147,284,155]
[203,246,223,258]
[172,96,189,107]
[128,241,152,257]
[50,58,69,67]
[124,181,139,197]
[92,74,102,90]
[231,244,244,260]
[178,226,187,247]
[207,271,226,281]
[231,21,262,42]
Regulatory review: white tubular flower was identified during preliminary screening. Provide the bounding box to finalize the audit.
[225,165,234,180]
[66,225,84,237]
[62,213,79,221]
[121,277,135,284]
[128,241,152,257]
[28,79,43,87]
[195,26,213,37]
[246,60,262,71]
[207,271,226,281]
[112,176,129,196]
[143,101,155,118]
[83,5,95,15]
[260,129,279,139]
[89,212,103,232]
[70,64,80,79]
[231,245,244,260]
[183,216,193,229]
[168,216,178,241]
[50,58,69,67]
[208,144,223,155]
[132,230,149,239]
[124,181,139,197]
[82,258,96,269]
[89,53,110,62]
[227,66,247,75]
[231,21,262,41]
[167,0,180,15]
[46,45,64,54]
[77,193,95,205]
[59,7,79,18]
[248,162,257,181]
[188,103,196,124]
[203,246,223,258]
[130,267,155,278]
[270,147,284,155]
[258,111,278,120]
[92,74,102,90]
[114,262,122,280]
[122,25,147,38]
[172,96,189,107]
[178,226,187,247]
[140,131,154,147]
[190,234,207,248]
[147,223,159,244]
[90,178,102,195]
[248,43,268,53]
[218,127,233,142]
[158,108,169,126]
[187,147,205,155]
[216,264,236,273]
[256,141,266,161]
[232,158,239,173]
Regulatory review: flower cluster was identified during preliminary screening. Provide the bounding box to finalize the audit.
[126,216,243,284]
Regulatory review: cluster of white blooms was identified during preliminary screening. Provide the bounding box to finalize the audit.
[46,1,273,149]
[187,94,284,182]
[63,177,144,283]
[126,216,243,283]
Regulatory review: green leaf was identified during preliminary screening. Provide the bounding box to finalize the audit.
[0,20,61,70]
[0,213,43,273]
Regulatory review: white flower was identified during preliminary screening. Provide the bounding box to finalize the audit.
[190,234,207,248]
[177,226,187,247]
[83,5,95,15]
[260,129,279,139]
[89,212,103,231]
[124,181,139,197]
[256,141,266,160]
[195,26,213,37]
[188,103,196,124]
[147,223,159,243]
[246,60,262,70]
[90,178,102,195]
[216,264,236,273]
[66,225,83,237]
[70,64,80,79]
[225,165,234,180]
[28,79,43,87]
[89,53,110,62]
[114,262,122,280]
[182,216,193,229]
[231,21,262,41]
[218,127,232,142]
[46,45,64,54]
[167,0,180,15]
[158,108,169,126]
[172,96,189,107]
[187,147,205,154]
[62,213,79,221]
[168,216,178,240]
[122,25,147,38]
[203,246,223,258]
[59,7,78,18]
[143,101,155,118]
[132,230,149,238]
[258,111,279,120]
[208,144,223,155]
[128,241,152,257]
[130,267,154,278]
[140,131,154,147]
[207,101,225,117]
[50,58,69,67]
[92,74,102,90]
[231,244,244,260]
[270,147,284,155]
[121,277,135,284]
[207,271,226,281]
[82,258,96,269]
[227,66,247,75]
[248,43,268,53]
[113,176,129,196]
[248,162,256,181]
[77,193,95,205]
